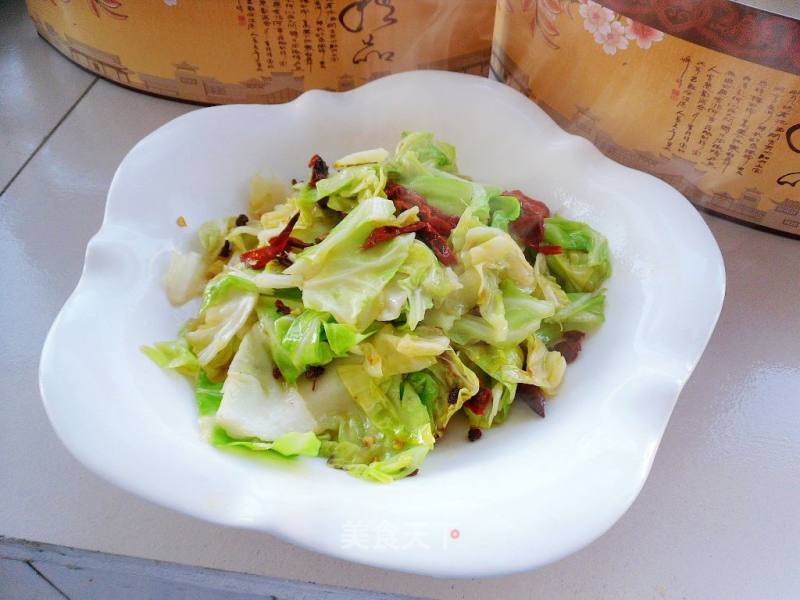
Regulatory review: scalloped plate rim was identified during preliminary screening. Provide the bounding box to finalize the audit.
[39,71,725,578]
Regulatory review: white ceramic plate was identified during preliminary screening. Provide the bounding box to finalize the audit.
[40,71,725,577]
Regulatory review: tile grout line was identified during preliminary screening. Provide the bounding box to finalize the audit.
[25,561,72,600]
[0,77,99,199]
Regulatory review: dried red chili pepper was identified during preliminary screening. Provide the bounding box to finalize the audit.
[240,247,274,270]
[390,197,435,232]
[426,214,457,237]
[286,236,312,249]
[464,386,492,416]
[505,189,550,248]
[390,196,415,213]
[240,212,300,270]
[362,218,456,265]
[274,252,293,268]
[417,226,457,266]
[529,243,562,255]
[362,222,427,250]
[308,154,329,188]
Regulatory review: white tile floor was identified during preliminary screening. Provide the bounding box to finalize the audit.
[0,0,96,191]
[0,561,64,600]
[2,2,799,599]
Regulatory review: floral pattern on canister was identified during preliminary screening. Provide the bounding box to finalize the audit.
[625,17,664,49]
[508,0,664,54]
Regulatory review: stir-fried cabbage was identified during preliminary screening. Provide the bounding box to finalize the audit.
[543,216,611,293]
[144,131,611,482]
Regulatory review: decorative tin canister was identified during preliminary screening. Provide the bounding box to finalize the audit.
[27,0,494,104]
[492,0,800,236]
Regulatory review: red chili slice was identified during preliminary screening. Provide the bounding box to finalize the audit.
[505,189,550,248]
[362,222,427,250]
[308,154,329,188]
[240,212,300,270]
[529,243,562,255]
[464,386,492,416]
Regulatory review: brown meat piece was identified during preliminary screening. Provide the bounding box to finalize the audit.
[505,189,550,247]
[553,330,586,364]
[516,384,546,418]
